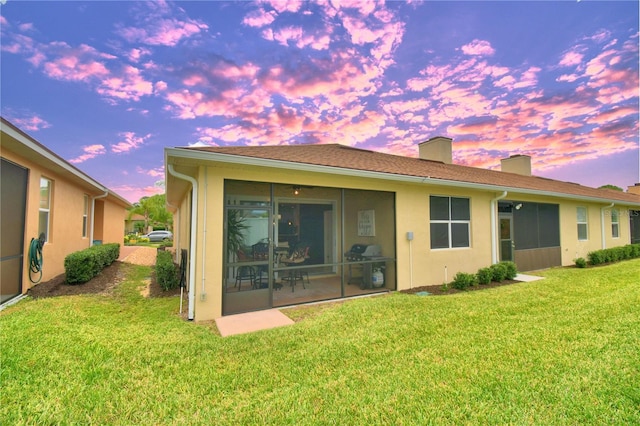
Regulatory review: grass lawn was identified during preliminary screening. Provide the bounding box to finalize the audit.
[2,260,639,425]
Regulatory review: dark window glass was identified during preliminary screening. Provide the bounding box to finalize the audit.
[430,223,449,249]
[514,203,539,249]
[538,203,560,247]
[430,196,449,220]
[451,197,470,220]
[451,223,470,247]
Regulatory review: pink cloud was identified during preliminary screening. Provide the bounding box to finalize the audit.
[68,144,107,164]
[111,132,152,153]
[461,39,495,56]
[9,115,51,132]
[117,17,207,46]
[265,0,304,13]
[243,8,277,27]
[96,65,154,102]
[559,49,584,67]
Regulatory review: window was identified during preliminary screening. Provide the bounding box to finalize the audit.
[611,209,619,238]
[82,195,89,238]
[430,196,470,249]
[39,178,52,242]
[577,207,588,241]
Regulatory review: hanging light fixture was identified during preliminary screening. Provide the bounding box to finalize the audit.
[293,185,301,196]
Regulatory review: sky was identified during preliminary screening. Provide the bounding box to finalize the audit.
[1,0,639,203]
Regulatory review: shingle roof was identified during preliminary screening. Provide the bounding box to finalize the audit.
[184,144,640,205]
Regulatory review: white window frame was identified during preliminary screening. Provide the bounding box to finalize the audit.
[39,177,52,242]
[577,206,588,241]
[82,194,89,238]
[611,209,619,239]
[429,196,471,250]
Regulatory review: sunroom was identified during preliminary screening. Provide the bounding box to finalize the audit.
[222,180,396,315]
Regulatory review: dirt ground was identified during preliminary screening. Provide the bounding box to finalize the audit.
[28,245,521,299]
[27,247,182,299]
[399,279,520,295]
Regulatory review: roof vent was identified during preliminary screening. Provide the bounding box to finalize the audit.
[501,154,531,176]
[418,136,452,164]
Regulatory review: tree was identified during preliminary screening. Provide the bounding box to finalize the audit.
[128,194,172,233]
[598,184,623,192]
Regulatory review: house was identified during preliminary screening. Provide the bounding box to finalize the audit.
[1,117,132,304]
[125,213,147,234]
[165,137,640,321]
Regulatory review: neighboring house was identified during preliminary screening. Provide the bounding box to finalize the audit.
[125,213,146,234]
[165,137,640,322]
[1,117,131,304]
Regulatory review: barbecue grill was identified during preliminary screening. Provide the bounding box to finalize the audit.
[345,244,382,261]
[345,244,385,289]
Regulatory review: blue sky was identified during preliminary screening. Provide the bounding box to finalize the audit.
[1,0,638,202]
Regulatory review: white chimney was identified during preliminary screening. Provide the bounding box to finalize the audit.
[418,136,452,164]
[501,155,532,176]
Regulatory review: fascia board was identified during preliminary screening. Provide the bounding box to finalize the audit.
[166,147,640,208]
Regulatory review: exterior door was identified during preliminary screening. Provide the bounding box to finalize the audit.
[499,213,514,262]
[223,206,272,315]
[1,159,28,303]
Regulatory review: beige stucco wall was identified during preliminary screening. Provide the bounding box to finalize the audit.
[2,149,127,294]
[174,161,502,321]
[168,158,639,322]
[507,194,633,265]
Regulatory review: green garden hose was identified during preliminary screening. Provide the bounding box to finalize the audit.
[28,234,45,283]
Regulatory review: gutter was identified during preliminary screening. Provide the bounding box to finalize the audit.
[491,191,508,264]
[167,164,198,321]
[601,203,614,249]
[165,148,640,207]
[90,190,108,246]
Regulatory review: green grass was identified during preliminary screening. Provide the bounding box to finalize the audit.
[2,260,639,425]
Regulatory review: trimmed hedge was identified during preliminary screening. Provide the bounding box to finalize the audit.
[489,263,508,282]
[449,261,519,290]
[587,244,640,266]
[451,272,477,290]
[476,267,493,285]
[156,250,180,291]
[65,243,120,284]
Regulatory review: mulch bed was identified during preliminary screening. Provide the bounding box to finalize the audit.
[28,261,522,299]
[27,261,181,299]
[400,279,520,295]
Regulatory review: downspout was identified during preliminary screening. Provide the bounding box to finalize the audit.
[201,167,207,300]
[167,164,198,321]
[601,203,614,249]
[491,191,508,264]
[90,190,108,247]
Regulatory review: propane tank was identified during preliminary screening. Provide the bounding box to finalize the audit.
[372,268,384,287]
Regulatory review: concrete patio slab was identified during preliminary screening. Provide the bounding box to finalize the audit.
[515,273,544,282]
[215,309,295,337]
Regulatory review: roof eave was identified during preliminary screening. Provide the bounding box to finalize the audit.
[165,147,640,207]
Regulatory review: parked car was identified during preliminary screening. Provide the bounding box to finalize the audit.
[142,230,173,242]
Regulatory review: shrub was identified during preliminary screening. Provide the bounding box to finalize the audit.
[451,272,477,290]
[588,244,640,266]
[500,261,518,280]
[490,263,508,282]
[476,267,493,285]
[65,243,120,284]
[574,257,587,268]
[156,250,179,291]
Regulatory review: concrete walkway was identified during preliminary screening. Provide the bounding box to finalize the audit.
[215,309,294,337]
[515,273,544,282]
